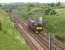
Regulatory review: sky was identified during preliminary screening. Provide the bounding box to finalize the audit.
[0,0,65,3]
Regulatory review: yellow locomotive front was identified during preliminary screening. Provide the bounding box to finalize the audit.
[35,23,43,33]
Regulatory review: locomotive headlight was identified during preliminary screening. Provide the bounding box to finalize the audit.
[36,27,43,29]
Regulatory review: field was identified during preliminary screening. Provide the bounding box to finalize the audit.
[0,8,28,50]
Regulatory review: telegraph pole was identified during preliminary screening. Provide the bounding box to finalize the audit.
[49,33,51,50]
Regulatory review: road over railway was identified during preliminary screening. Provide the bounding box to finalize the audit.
[9,15,65,50]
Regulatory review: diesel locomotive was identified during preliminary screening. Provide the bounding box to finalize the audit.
[28,17,43,34]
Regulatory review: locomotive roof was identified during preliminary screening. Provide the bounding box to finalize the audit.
[30,19,42,24]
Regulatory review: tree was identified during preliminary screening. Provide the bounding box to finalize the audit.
[56,2,61,6]
[50,10,56,15]
[48,3,55,7]
[0,4,2,7]
[44,8,56,16]
[44,8,51,15]
[28,4,35,7]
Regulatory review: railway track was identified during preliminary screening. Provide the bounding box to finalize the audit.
[40,32,65,50]
[10,16,47,50]
[27,28,48,50]
[9,14,65,50]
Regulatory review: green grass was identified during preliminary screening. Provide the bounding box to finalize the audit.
[0,9,29,50]
[43,8,65,41]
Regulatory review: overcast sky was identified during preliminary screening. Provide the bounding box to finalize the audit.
[0,0,65,3]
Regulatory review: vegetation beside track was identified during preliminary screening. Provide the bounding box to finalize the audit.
[0,8,28,50]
